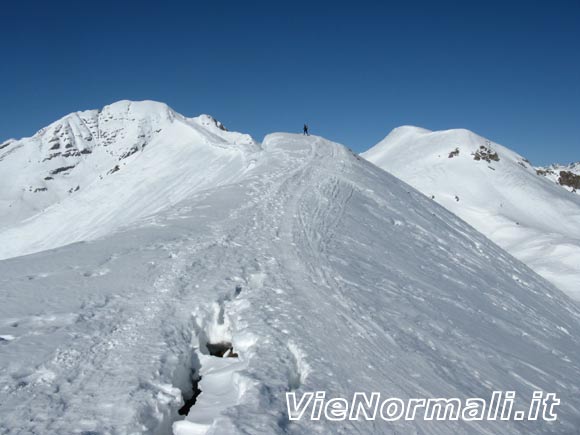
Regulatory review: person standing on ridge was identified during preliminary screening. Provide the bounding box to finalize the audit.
[303,124,309,136]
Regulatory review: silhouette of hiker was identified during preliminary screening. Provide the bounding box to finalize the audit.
[303,124,309,136]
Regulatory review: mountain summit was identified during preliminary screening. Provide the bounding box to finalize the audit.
[363,126,580,299]
[0,100,258,258]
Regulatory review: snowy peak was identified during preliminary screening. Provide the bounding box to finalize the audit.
[12,100,256,167]
[366,125,532,173]
[379,125,433,140]
[536,161,580,194]
[0,100,258,257]
[363,126,580,299]
[32,100,174,154]
[541,161,580,172]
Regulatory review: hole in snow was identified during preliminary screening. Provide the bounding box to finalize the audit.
[178,374,202,416]
[206,342,238,358]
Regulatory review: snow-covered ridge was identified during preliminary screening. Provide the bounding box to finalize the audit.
[2,131,580,434]
[363,126,580,299]
[364,125,530,168]
[536,161,580,194]
[0,100,259,258]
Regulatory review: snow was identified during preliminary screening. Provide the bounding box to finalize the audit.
[0,100,258,258]
[1,105,580,434]
[363,126,580,300]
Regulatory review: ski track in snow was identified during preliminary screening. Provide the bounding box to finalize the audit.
[1,131,580,434]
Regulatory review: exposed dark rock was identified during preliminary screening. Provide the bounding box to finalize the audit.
[120,146,139,160]
[206,342,238,358]
[108,165,120,175]
[62,150,82,158]
[472,144,499,163]
[559,171,580,190]
[43,152,62,162]
[536,168,554,176]
[50,165,76,175]
[448,148,460,158]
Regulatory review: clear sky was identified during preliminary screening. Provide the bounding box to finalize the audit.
[1,0,578,165]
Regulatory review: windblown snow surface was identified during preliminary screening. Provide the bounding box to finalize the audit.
[1,104,580,434]
[363,126,580,300]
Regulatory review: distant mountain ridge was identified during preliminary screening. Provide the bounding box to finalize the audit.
[536,161,580,194]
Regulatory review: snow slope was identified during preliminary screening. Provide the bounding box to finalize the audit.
[0,100,258,258]
[363,126,580,300]
[2,115,580,434]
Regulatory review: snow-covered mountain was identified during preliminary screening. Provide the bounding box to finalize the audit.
[2,104,580,434]
[363,126,580,300]
[0,100,258,258]
[536,162,580,195]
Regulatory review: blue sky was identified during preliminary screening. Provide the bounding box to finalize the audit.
[1,0,578,165]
